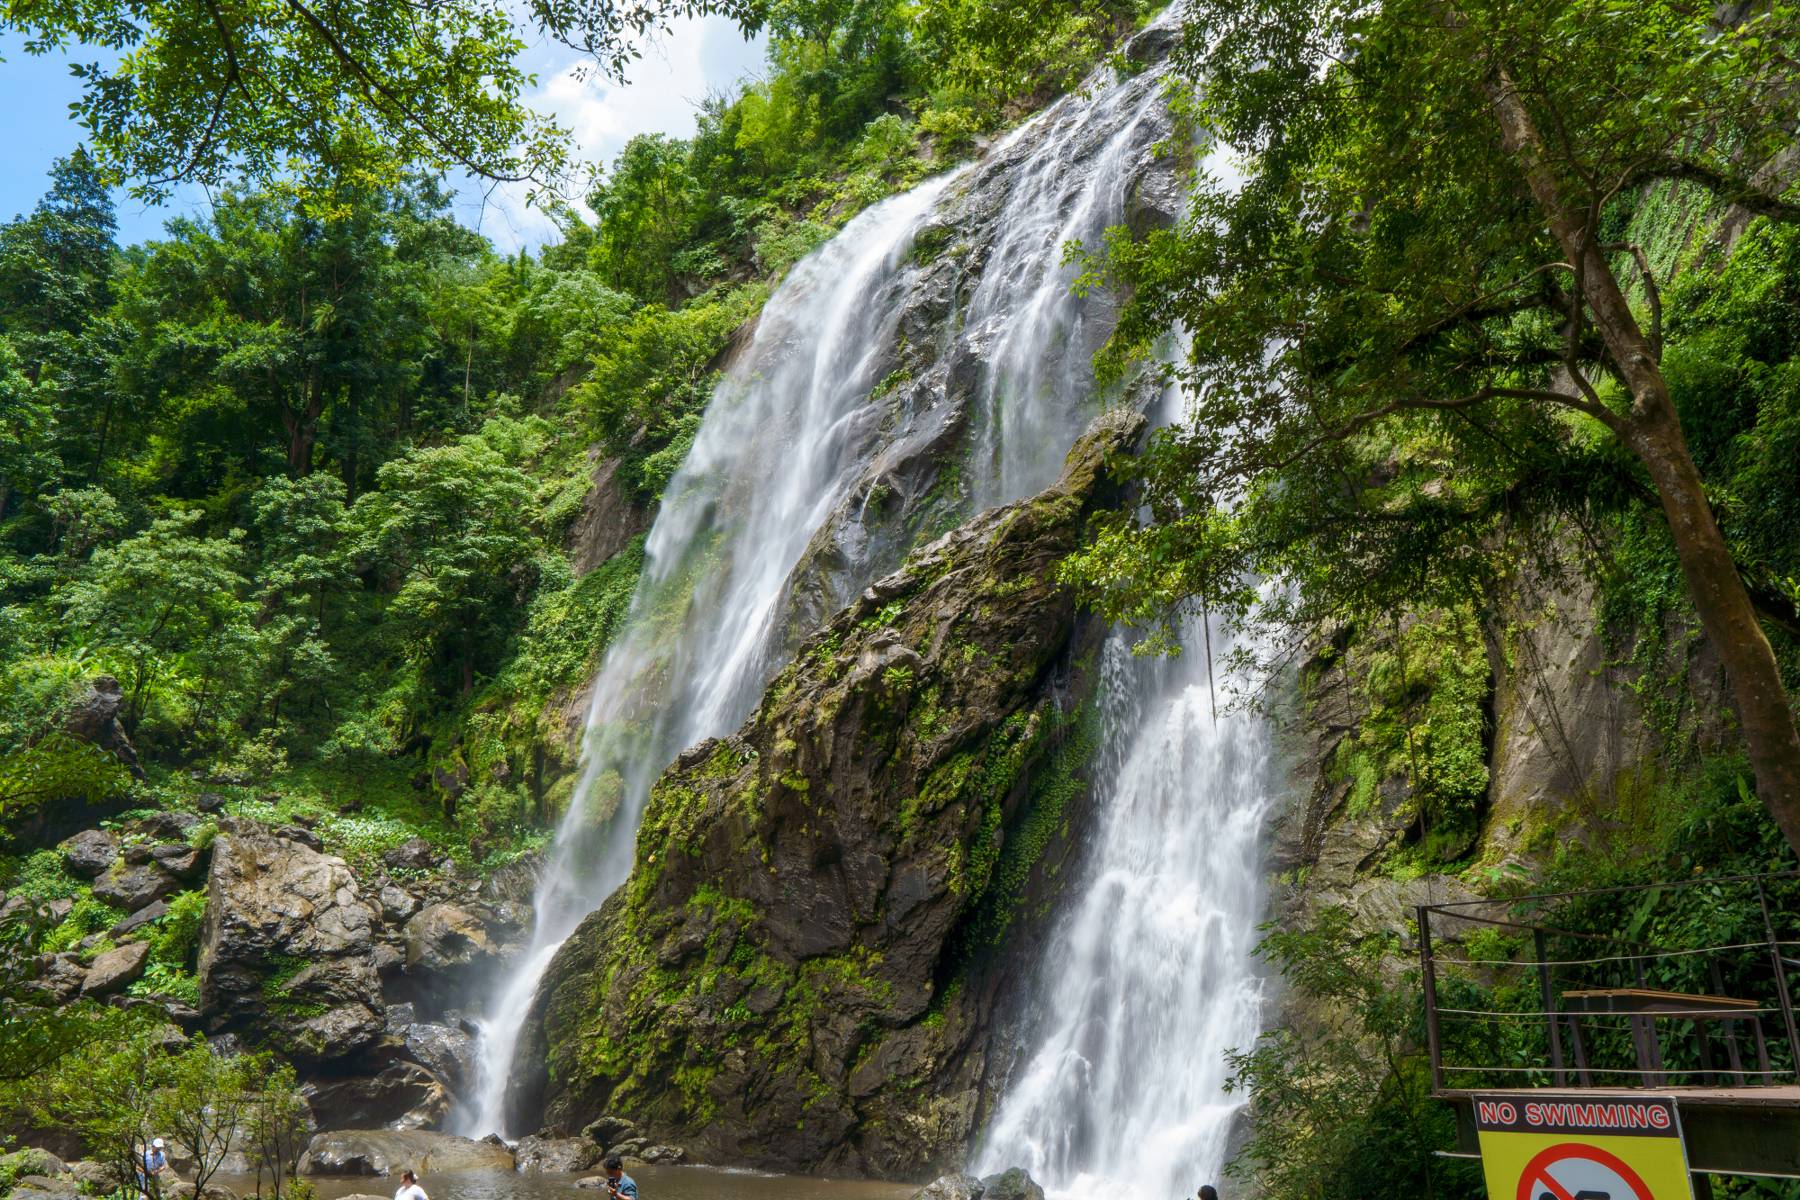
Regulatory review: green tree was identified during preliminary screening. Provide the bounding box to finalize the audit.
[0,0,762,198]
[347,422,540,698]
[248,474,357,740]
[588,134,705,302]
[1069,0,1800,852]
[1224,910,1478,1200]
[58,509,253,735]
[0,150,121,509]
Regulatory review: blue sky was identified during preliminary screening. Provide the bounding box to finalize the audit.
[0,15,766,251]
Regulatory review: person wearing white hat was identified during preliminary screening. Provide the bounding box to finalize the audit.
[137,1138,171,1198]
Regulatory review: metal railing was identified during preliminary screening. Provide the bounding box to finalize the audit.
[1417,870,1800,1092]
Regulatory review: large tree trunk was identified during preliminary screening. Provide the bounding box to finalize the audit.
[1486,71,1800,855]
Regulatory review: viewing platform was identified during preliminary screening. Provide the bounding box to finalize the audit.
[1415,872,1800,1180]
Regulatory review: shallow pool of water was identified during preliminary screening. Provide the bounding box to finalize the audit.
[218,1168,915,1200]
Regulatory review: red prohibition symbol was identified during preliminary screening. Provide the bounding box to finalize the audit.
[1515,1142,1660,1200]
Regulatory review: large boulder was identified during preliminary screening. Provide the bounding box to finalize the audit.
[399,1022,477,1092]
[298,1130,514,1175]
[196,820,383,1061]
[516,412,1144,1175]
[513,1135,603,1173]
[0,1150,67,1179]
[303,1060,450,1132]
[58,830,118,878]
[61,676,144,779]
[80,939,149,996]
[400,902,524,1002]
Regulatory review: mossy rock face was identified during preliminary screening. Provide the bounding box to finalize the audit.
[514,410,1144,1177]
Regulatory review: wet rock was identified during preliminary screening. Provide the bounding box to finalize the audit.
[402,902,506,995]
[91,859,180,911]
[1124,21,1178,63]
[513,1135,602,1173]
[912,1174,985,1200]
[372,942,405,977]
[111,898,170,936]
[277,824,323,851]
[63,1161,114,1190]
[81,939,150,996]
[59,830,118,878]
[978,1169,1045,1200]
[197,820,383,1061]
[567,452,651,577]
[637,1145,686,1165]
[575,1178,610,1189]
[400,1021,476,1092]
[298,1130,514,1175]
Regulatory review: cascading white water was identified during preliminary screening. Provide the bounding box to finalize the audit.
[455,174,964,1137]
[453,18,1259,1161]
[972,614,1271,1199]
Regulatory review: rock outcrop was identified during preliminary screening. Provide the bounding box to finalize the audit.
[513,410,1144,1176]
[298,1130,514,1175]
[196,819,385,1061]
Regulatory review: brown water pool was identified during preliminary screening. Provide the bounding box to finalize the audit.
[216,1168,916,1200]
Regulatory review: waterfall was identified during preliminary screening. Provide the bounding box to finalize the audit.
[454,173,960,1137]
[453,17,1251,1155]
[971,612,1271,1198]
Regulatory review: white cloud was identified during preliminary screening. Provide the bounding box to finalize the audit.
[453,14,766,253]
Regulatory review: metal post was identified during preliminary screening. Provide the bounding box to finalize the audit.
[1419,904,1445,1092]
[1536,927,1566,1086]
[1753,878,1800,1082]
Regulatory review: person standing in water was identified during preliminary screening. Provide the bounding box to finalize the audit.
[1199,1186,1219,1200]
[603,1157,639,1200]
[395,1169,429,1200]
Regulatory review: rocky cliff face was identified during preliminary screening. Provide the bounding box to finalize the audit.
[1265,537,1736,938]
[509,410,1145,1177]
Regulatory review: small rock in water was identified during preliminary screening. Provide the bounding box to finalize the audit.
[637,1145,686,1165]
[911,1174,986,1200]
[514,1134,603,1173]
[979,1169,1046,1200]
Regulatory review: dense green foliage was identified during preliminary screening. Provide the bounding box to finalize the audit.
[0,0,1145,871]
[1062,0,1800,848]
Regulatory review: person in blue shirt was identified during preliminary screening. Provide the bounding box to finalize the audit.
[602,1157,639,1200]
[137,1138,170,1198]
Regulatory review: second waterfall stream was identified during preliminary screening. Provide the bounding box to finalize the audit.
[455,26,1272,1197]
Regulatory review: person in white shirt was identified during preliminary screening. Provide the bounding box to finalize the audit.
[394,1169,429,1200]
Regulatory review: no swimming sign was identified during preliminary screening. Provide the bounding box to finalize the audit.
[1473,1094,1696,1200]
